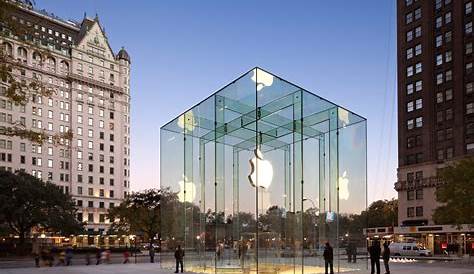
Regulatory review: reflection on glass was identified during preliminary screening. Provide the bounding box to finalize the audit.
[160,67,367,274]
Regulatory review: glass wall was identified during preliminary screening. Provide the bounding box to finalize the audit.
[160,68,367,273]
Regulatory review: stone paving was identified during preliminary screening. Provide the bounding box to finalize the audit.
[1,262,474,274]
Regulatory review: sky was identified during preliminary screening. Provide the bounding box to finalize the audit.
[36,0,398,203]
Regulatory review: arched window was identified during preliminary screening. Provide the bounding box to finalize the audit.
[46,56,56,72]
[16,47,27,62]
[32,51,42,66]
[60,60,69,73]
[2,42,13,56]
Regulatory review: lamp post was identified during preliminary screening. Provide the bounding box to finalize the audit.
[303,197,317,255]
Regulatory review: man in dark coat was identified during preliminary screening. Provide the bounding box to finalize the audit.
[174,245,184,273]
[382,242,391,274]
[369,240,381,274]
[323,242,334,274]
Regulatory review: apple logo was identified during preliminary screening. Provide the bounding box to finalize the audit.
[177,176,196,203]
[338,108,350,128]
[177,110,195,132]
[338,171,350,200]
[248,148,273,189]
[251,68,274,91]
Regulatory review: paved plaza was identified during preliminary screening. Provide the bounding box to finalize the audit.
[1,261,473,274]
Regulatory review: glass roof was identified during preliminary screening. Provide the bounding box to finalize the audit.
[161,67,366,151]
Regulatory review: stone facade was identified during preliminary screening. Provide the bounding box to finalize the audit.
[0,0,131,233]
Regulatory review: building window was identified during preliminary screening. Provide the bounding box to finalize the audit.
[445,70,452,81]
[467,82,473,94]
[445,12,451,24]
[407,66,414,77]
[437,149,444,161]
[445,89,452,101]
[446,147,454,159]
[415,44,422,55]
[407,83,414,94]
[407,119,414,130]
[466,22,473,34]
[415,26,421,37]
[446,108,453,120]
[415,98,422,110]
[415,80,422,92]
[436,54,443,66]
[414,8,421,20]
[407,30,413,42]
[467,2,473,14]
[437,73,443,85]
[445,31,452,43]
[446,128,453,139]
[467,143,474,152]
[436,92,444,103]
[445,51,452,62]
[415,206,423,217]
[406,48,413,59]
[436,16,442,28]
[467,43,473,55]
[415,117,423,128]
[415,62,422,74]
[467,62,473,74]
[437,129,445,141]
[437,111,444,123]
[416,189,423,200]
[467,103,474,115]
[436,35,442,47]
[406,12,413,24]
[407,207,415,217]
[407,190,415,201]
[407,101,414,112]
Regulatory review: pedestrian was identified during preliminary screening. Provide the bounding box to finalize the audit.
[85,252,91,265]
[382,242,391,274]
[369,240,381,274]
[95,248,101,265]
[65,247,73,266]
[174,245,184,273]
[323,242,334,274]
[55,250,65,266]
[34,252,40,267]
[149,246,155,263]
[351,242,357,263]
[346,243,352,263]
[123,250,130,264]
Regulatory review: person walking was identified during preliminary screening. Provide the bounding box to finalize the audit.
[95,249,102,265]
[382,242,391,274]
[174,245,184,273]
[123,250,130,264]
[369,240,381,274]
[323,242,334,274]
[149,246,155,263]
[65,247,73,266]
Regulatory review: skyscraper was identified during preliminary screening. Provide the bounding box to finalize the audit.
[0,0,131,234]
[396,0,473,226]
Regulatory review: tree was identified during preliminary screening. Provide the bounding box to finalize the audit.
[0,0,72,143]
[109,188,176,262]
[361,199,398,228]
[0,170,83,253]
[433,158,474,226]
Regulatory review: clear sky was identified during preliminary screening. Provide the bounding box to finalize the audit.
[36,0,398,203]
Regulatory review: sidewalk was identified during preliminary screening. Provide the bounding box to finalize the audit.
[1,262,473,274]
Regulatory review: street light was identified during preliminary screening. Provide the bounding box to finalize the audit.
[303,197,318,254]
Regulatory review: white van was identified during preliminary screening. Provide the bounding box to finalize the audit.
[389,242,432,257]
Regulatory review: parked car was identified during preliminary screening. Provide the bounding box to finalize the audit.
[389,242,432,257]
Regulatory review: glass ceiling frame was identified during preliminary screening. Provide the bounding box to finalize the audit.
[161,67,366,152]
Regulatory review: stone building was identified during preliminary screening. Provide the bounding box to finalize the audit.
[0,0,131,235]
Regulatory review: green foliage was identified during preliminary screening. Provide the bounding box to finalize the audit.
[109,188,178,242]
[433,158,474,225]
[362,199,398,228]
[0,170,83,243]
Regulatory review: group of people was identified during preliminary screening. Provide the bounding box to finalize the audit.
[323,241,391,274]
[368,241,391,274]
[34,247,74,267]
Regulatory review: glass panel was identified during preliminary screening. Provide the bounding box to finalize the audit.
[160,67,367,274]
